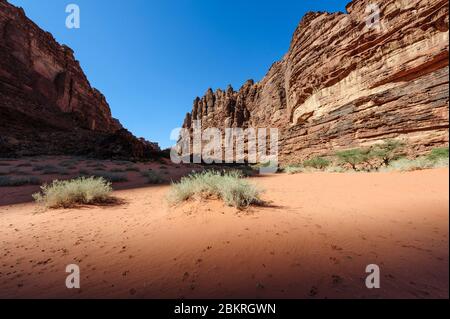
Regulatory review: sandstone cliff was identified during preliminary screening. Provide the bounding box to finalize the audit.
[183,0,449,164]
[0,0,160,159]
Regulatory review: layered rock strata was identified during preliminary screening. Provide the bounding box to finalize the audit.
[183,0,449,164]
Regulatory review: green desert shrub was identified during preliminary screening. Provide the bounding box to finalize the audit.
[232,165,257,177]
[250,161,272,169]
[0,176,41,187]
[90,171,128,183]
[33,177,113,208]
[332,140,406,171]
[368,140,405,167]
[378,146,448,172]
[427,147,449,162]
[302,156,330,169]
[78,170,127,182]
[335,148,371,170]
[432,157,449,168]
[380,156,448,172]
[142,170,165,184]
[380,157,433,172]
[283,165,304,175]
[249,161,281,174]
[325,166,347,173]
[167,170,263,209]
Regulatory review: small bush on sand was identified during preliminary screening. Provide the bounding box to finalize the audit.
[283,165,304,174]
[325,166,347,173]
[0,176,41,187]
[427,147,449,162]
[377,147,448,173]
[380,157,431,172]
[250,161,274,170]
[232,165,257,177]
[335,148,371,171]
[167,170,263,209]
[303,156,330,169]
[90,171,128,183]
[78,170,128,182]
[433,157,449,168]
[335,140,405,172]
[381,155,449,172]
[33,177,113,208]
[369,139,405,168]
[142,170,165,184]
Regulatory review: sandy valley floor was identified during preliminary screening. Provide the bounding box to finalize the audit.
[0,166,448,299]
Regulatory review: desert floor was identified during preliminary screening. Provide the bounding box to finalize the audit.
[0,160,448,299]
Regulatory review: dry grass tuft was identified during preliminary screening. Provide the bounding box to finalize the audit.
[167,170,264,209]
[33,177,113,208]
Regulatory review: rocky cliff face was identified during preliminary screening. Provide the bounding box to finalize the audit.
[0,0,160,159]
[183,0,449,164]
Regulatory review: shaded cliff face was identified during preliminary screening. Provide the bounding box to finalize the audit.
[0,0,159,159]
[183,0,449,164]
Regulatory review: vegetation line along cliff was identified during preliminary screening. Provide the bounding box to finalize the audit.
[182,0,449,164]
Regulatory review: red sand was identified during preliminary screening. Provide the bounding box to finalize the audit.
[0,165,448,299]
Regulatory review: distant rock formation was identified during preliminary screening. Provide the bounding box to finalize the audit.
[0,0,160,159]
[183,0,449,164]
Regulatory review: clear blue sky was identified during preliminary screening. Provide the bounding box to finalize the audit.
[9,0,348,148]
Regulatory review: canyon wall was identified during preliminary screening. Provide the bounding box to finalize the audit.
[183,0,449,164]
[0,0,160,159]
